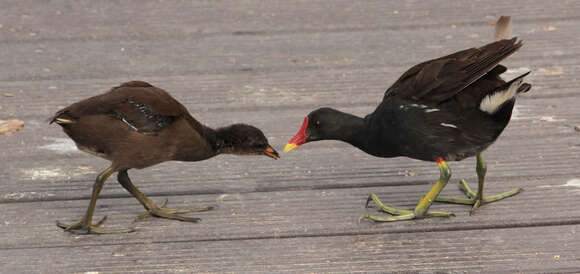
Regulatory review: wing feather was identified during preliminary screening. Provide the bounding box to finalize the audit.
[50,81,205,136]
[384,38,522,104]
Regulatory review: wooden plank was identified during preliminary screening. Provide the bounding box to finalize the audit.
[1,174,580,249]
[0,18,577,84]
[0,0,577,42]
[1,0,580,272]
[1,224,579,273]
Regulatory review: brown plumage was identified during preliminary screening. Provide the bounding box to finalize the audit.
[51,81,279,234]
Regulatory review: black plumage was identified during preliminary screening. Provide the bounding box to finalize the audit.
[285,38,531,221]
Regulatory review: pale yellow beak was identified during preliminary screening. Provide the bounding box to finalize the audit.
[283,143,298,153]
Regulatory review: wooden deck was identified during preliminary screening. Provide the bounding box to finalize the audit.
[1,1,579,272]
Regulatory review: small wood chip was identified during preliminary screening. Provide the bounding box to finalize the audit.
[4,93,14,97]
[0,119,24,136]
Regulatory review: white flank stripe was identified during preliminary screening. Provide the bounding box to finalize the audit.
[440,123,457,128]
[409,104,427,108]
[121,117,138,131]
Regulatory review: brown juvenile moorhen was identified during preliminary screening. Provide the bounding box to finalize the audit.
[50,81,279,234]
[284,38,531,222]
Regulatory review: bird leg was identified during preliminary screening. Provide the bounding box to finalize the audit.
[57,167,135,234]
[116,170,213,222]
[434,154,523,214]
[364,158,455,222]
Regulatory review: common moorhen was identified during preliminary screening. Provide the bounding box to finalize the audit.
[284,38,531,221]
[50,81,279,233]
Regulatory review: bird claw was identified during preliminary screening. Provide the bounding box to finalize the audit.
[364,194,375,208]
[363,193,454,222]
[434,179,523,214]
[56,216,135,234]
[135,199,214,222]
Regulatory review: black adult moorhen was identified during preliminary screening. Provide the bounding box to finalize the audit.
[284,38,531,222]
[50,81,279,233]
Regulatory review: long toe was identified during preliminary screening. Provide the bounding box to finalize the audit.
[136,200,211,222]
[170,205,214,214]
[150,209,202,222]
[56,218,135,234]
[481,188,523,204]
[136,209,202,222]
[56,220,82,231]
[435,184,522,206]
[364,209,455,222]
[363,194,454,222]
[64,226,135,235]
[364,212,417,222]
[472,187,523,215]
[366,193,412,215]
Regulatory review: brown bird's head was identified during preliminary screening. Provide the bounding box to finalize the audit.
[217,124,279,159]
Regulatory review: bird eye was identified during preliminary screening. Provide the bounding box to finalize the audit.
[315,121,321,127]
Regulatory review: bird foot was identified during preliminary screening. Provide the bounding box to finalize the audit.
[135,199,214,222]
[434,179,523,214]
[363,193,454,222]
[56,216,135,234]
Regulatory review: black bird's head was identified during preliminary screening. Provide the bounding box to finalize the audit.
[284,107,358,152]
[217,124,279,159]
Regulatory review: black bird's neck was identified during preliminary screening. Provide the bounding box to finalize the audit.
[323,110,371,152]
[322,109,400,158]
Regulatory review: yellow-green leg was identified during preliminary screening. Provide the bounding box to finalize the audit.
[435,154,522,214]
[364,159,455,222]
[56,167,135,234]
[117,170,213,222]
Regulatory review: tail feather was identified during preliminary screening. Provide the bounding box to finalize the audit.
[479,71,530,114]
[494,16,512,41]
[480,16,532,115]
[517,82,531,94]
[48,109,75,125]
[53,118,74,124]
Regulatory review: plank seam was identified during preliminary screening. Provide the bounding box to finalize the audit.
[2,218,579,251]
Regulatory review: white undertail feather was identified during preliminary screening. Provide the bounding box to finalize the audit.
[54,118,74,124]
[480,16,528,115]
[479,78,523,114]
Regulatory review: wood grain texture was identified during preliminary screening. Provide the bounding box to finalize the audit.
[2,225,579,273]
[1,0,579,272]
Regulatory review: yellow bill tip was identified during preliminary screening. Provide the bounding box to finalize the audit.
[283,143,298,153]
